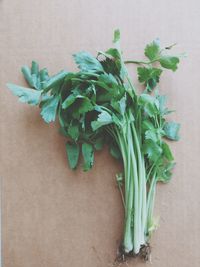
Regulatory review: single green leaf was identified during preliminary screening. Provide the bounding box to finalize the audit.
[40,95,59,123]
[99,49,121,77]
[164,121,180,141]
[142,120,155,131]
[39,93,53,108]
[22,63,41,90]
[157,162,175,183]
[31,61,39,75]
[82,143,94,171]
[73,97,94,115]
[137,67,162,91]
[118,96,126,114]
[7,83,41,105]
[162,142,174,161]
[66,142,80,169]
[40,68,49,82]
[157,95,167,114]
[73,51,104,73]
[62,94,76,109]
[145,130,159,143]
[102,48,121,61]
[137,67,161,83]
[98,73,118,85]
[144,39,160,61]
[159,56,179,71]
[42,70,67,91]
[139,94,159,117]
[68,121,79,141]
[91,110,113,131]
[21,66,34,87]
[143,139,162,162]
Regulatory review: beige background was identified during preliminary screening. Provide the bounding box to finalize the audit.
[1,0,200,266]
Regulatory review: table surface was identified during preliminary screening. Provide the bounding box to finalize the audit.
[1,0,200,266]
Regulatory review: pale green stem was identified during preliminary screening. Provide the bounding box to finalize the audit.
[146,173,156,236]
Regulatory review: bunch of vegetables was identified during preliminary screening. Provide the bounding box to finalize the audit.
[7,30,181,261]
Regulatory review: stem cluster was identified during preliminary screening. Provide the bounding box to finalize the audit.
[110,109,155,254]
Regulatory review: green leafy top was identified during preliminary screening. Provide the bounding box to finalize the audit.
[7,30,181,181]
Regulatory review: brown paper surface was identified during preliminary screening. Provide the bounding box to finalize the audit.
[1,0,200,266]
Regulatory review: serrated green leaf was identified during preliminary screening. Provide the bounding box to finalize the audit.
[144,39,160,61]
[139,94,159,117]
[143,139,162,162]
[82,143,94,171]
[99,48,122,77]
[91,110,113,131]
[157,162,175,183]
[137,67,162,91]
[7,83,41,105]
[110,95,126,116]
[75,97,94,115]
[66,142,80,169]
[164,121,180,141]
[104,48,121,60]
[137,67,161,83]
[39,93,53,108]
[159,56,179,71]
[73,51,104,73]
[145,130,159,143]
[40,95,59,123]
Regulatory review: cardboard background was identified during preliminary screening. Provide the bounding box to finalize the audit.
[1,0,200,266]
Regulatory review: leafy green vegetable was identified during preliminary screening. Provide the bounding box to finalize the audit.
[7,30,182,261]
